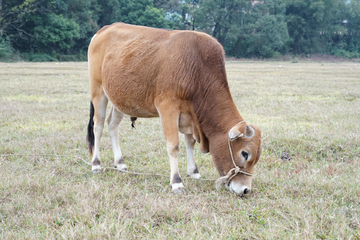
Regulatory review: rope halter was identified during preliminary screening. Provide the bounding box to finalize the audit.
[215,121,253,190]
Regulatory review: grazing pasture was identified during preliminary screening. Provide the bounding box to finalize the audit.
[0,61,359,239]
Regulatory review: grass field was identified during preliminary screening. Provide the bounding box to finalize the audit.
[0,61,359,239]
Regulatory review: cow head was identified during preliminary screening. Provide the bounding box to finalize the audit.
[215,122,262,196]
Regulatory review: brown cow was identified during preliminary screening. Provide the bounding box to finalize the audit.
[87,23,262,195]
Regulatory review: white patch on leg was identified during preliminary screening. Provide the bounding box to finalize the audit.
[113,149,123,165]
[171,182,185,191]
[107,106,126,169]
[116,164,128,171]
[189,173,202,179]
[92,165,101,171]
[185,134,201,178]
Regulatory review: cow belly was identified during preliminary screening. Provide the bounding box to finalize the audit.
[114,105,159,118]
[111,100,159,118]
[104,87,159,118]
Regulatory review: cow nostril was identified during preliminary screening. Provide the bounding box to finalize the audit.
[244,188,250,194]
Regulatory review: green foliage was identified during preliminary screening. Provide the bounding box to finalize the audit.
[33,13,80,52]
[1,0,360,61]
[179,0,199,30]
[99,0,170,28]
[285,0,348,54]
[195,0,289,58]
[331,48,360,59]
[165,12,183,29]
[138,5,169,28]
[21,52,57,62]
[61,0,101,52]
[0,36,21,61]
[0,37,14,61]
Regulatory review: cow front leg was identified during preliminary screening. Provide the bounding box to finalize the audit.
[107,106,127,171]
[156,102,185,194]
[167,140,185,194]
[185,134,201,179]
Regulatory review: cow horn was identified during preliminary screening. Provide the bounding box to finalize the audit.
[245,125,255,139]
[229,128,244,141]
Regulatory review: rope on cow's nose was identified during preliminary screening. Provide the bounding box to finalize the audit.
[215,171,234,190]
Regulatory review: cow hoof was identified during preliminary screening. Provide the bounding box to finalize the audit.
[172,187,186,194]
[187,173,202,179]
[92,169,102,174]
[115,164,128,172]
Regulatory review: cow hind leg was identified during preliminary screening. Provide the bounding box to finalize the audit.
[107,106,127,171]
[185,134,201,179]
[90,94,108,173]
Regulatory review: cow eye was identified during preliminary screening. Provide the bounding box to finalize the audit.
[242,151,248,160]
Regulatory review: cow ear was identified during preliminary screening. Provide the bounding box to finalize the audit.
[244,125,255,139]
[229,127,244,141]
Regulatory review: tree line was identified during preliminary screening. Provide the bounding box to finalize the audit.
[1,0,359,61]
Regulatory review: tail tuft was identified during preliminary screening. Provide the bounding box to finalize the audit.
[87,101,95,155]
[130,117,137,129]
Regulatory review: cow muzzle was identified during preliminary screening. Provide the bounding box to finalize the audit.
[228,180,251,196]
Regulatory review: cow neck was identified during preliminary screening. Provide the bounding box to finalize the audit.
[193,86,243,139]
[192,84,244,175]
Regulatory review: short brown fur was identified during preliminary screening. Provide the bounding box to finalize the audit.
[88,23,262,194]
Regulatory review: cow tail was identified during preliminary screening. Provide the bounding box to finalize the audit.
[87,101,95,156]
[130,117,137,128]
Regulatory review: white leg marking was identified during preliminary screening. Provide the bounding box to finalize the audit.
[190,173,202,179]
[171,182,185,191]
[185,134,201,179]
[165,140,185,193]
[166,143,181,184]
[115,164,128,171]
[107,106,127,170]
[91,165,101,171]
[91,95,108,169]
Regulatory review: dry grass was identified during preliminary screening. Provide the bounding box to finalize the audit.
[0,61,359,239]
